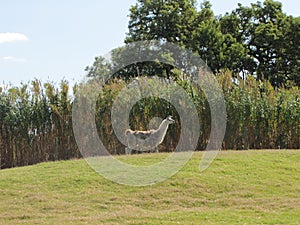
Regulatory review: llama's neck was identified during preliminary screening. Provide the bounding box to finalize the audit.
[156,119,170,140]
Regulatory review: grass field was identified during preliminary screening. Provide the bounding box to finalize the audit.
[0,150,299,224]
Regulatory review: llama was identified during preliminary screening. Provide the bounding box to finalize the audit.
[124,116,175,154]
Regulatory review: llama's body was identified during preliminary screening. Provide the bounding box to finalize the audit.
[125,116,175,154]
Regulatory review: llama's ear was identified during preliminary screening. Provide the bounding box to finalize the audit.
[167,115,174,121]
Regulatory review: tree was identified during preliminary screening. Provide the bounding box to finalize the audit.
[126,0,198,45]
[125,0,249,76]
[123,0,199,79]
[220,0,300,86]
[191,1,249,75]
[87,0,299,86]
[85,56,111,81]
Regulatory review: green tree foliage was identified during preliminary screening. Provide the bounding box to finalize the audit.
[190,1,248,74]
[126,0,198,45]
[220,0,300,86]
[85,56,111,80]
[111,0,299,86]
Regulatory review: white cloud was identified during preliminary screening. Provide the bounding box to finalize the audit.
[0,32,29,44]
[2,56,27,63]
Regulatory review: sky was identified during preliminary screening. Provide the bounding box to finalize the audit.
[0,0,299,87]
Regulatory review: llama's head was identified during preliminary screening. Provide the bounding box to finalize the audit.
[166,116,175,124]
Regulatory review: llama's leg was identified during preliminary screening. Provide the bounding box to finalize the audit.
[149,147,156,153]
[125,147,132,155]
[155,147,159,153]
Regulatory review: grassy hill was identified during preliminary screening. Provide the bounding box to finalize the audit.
[0,150,299,224]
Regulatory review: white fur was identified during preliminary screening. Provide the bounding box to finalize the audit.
[125,116,175,154]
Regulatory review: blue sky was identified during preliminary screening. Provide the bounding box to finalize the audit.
[0,0,299,86]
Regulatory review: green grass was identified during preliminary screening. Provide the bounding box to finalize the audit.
[0,150,299,224]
